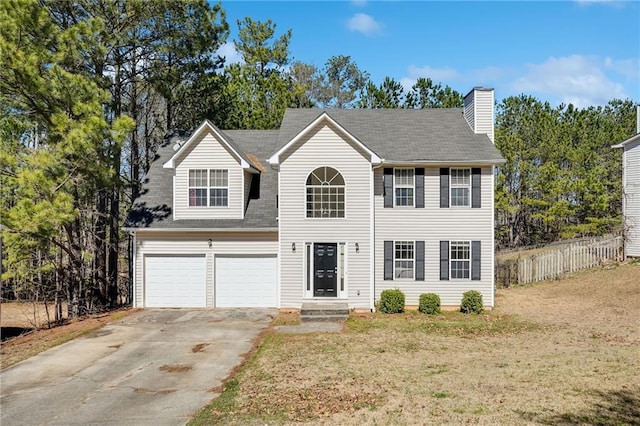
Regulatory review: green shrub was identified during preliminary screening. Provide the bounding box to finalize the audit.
[460,290,483,314]
[378,289,405,314]
[418,293,441,315]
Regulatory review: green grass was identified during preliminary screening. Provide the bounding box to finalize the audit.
[346,310,536,336]
[189,378,240,425]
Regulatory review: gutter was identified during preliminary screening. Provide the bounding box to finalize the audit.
[122,227,279,233]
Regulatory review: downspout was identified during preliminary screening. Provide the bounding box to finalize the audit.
[370,163,385,312]
[131,231,137,307]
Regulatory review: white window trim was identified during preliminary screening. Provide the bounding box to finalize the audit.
[394,168,415,207]
[188,169,229,208]
[394,240,415,280]
[450,240,471,280]
[450,168,471,208]
[305,167,346,219]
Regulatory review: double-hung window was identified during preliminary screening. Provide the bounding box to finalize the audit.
[450,168,471,207]
[394,169,414,207]
[450,241,470,279]
[188,169,228,207]
[394,241,414,279]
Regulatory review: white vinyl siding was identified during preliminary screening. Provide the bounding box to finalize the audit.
[464,88,494,143]
[623,140,640,256]
[174,132,244,219]
[134,231,278,308]
[374,166,494,307]
[279,122,372,309]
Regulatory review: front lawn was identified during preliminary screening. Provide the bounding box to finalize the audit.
[191,263,640,425]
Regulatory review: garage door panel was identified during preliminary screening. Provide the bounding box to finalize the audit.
[215,256,277,308]
[145,256,206,308]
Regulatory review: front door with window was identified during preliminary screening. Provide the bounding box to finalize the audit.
[314,243,337,297]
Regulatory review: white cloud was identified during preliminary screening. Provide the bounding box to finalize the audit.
[347,13,383,36]
[512,55,628,107]
[400,65,462,90]
[216,42,243,66]
[604,56,640,80]
[574,0,626,7]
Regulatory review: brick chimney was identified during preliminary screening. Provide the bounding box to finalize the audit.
[464,87,495,144]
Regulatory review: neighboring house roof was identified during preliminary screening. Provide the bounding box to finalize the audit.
[124,130,279,230]
[276,108,505,164]
[612,133,640,148]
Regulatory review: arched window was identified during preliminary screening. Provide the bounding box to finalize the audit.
[306,167,345,218]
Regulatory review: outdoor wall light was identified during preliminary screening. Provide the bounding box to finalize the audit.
[208,238,212,249]
[292,242,296,252]
[355,242,360,253]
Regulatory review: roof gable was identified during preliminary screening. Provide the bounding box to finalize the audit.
[268,111,382,165]
[163,120,256,171]
[274,108,505,165]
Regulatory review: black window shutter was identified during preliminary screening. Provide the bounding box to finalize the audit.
[384,240,393,280]
[439,241,449,280]
[383,168,393,208]
[471,241,481,280]
[471,168,481,208]
[440,168,449,208]
[416,241,425,281]
[415,168,424,208]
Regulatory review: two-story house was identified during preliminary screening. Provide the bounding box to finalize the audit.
[612,105,640,258]
[124,87,505,310]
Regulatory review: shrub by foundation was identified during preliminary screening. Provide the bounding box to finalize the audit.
[460,290,483,314]
[418,293,441,315]
[378,289,405,314]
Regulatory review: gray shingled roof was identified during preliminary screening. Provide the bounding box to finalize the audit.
[124,130,279,230]
[125,109,504,230]
[277,108,504,163]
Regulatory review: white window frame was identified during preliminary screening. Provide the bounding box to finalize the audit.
[450,241,470,279]
[450,168,471,207]
[394,168,414,207]
[188,169,228,207]
[306,167,345,218]
[394,240,415,280]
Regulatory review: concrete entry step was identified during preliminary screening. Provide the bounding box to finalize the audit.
[300,302,349,322]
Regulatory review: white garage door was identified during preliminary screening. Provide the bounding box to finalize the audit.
[145,256,206,308]
[215,255,277,307]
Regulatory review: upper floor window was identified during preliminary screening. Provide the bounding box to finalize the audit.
[394,168,414,207]
[189,169,228,207]
[306,167,345,218]
[450,168,471,207]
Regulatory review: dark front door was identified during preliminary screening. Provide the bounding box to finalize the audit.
[314,243,337,297]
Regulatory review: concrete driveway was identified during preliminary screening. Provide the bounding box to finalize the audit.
[0,308,277,426]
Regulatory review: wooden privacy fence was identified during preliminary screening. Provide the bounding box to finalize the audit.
[495,236,624,287]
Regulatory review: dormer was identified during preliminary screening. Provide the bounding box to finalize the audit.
[163,120,260,220]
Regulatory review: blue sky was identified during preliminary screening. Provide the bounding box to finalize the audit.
[217,1,639,108]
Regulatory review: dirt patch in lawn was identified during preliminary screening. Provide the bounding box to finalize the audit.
[0,306,139,370]
[190,262,640,425]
